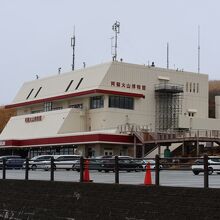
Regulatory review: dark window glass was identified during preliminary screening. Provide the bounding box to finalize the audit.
[34,87,42,98]
[26,89,34,100]
[90,96,104,109]
[75,78,84,90]
[65,80,74,92]
[109,96,134,110]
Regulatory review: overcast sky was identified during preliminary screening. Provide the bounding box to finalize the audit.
[0,0,220,104]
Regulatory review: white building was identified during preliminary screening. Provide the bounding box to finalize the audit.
[0,61,220,157]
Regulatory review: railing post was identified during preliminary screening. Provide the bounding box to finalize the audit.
[50,157,54,181]
[2,158,6,180]
[25,158,29,180]
[155,154,160,186]
[204,154,209,188]
[80,156,84,182]
[115,156,119,184]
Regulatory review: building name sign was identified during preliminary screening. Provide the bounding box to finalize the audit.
[25,116,43,123]
[111,81,146,91]
[0,141,5,146]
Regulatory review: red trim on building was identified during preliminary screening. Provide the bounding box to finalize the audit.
[5,89,145,109]
[2,134,136,148]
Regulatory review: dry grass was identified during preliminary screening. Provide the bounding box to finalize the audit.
[0,107,16,133]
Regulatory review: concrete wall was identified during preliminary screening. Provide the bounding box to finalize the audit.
[0,180,220,220]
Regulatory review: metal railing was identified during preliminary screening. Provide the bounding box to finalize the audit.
[0,155,219,188]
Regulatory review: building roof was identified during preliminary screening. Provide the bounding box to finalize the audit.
[5,61,208,109]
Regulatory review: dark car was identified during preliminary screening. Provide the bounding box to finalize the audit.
[0,155,22,169]
[73,159,103,172]
[5,158,26,169]
[101,157,143,172]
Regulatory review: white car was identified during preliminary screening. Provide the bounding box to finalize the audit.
[191,156,220,175]
[23,155,54,170]
[43,155,81,171]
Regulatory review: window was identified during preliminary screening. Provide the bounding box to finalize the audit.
[44,102,53,112]
[193,83,195,93]
[34,87,42,98]
[189,82,192,92]
[109,96,134,110]
[186,82,188,92]
[197,83,199,93]
[75,78,84,90]
[65,80,74,92]
[90,96,104,109]
[31,110,43,114]
[26,89,34,100]
[69,104,83,109]
[52,107,63,111]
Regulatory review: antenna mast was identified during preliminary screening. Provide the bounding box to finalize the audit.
[71,27,76,71]
[112,21,120,61]
[198,25,200,74]
[167,42,169,69]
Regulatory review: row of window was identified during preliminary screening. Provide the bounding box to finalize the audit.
[90,96,134,110]
[185,82,199,93]
[30,95,134,114]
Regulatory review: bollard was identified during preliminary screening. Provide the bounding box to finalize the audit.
[115,156,119,184]
[2,158,6,180]
[25,158,29,180]
[79,156,84,182]
[50,157,54,181]
[204,154,209,188]
[155,154,160,186]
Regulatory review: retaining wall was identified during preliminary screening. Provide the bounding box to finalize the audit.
[0,180,220,219]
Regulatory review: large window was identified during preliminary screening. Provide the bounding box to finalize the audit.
[44,102,53,112]
[109,96,134,110]
[90,96,104,109]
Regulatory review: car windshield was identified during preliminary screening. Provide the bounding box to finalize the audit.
[210,158,220,162]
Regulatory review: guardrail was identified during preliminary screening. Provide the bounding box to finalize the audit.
[0,155,219,188]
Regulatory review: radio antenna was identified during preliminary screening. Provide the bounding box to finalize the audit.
[112,21,120,61]
[198,25,200,74]
[167,42,169,69]
[71,26,76,71]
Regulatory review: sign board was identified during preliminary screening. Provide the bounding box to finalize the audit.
[25,115,43,123]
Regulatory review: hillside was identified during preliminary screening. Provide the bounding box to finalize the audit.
[0,107,16,133]
[209,80,220,118]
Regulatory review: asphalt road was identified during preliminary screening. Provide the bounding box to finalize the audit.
[0,169,220,188]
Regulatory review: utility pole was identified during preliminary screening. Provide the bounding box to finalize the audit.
[112,21,120,61]
[71,27,76,71]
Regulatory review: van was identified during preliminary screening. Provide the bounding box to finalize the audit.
[43,155,81,171]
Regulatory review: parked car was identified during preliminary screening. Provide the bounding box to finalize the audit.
[0,155,22,169]
[43,155,81,171]
[191,156,220,175]
[100,157,143,172]
[5,158,26,169]
[23,155,54,170]
[73,159,103,172]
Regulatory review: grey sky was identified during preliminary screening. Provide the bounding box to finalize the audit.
[0,0,219,104]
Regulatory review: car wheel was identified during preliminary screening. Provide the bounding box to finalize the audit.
[104,170,109,173]
[31,165,37,171]
[72,165,75,171]
[66,168,70,171]
[208,167,213,175]
[192,170,200,175]
[98,170,102,172]
[77,169,80,172]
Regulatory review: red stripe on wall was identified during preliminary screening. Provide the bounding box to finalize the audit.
[3,134,135,147]
[5,89,145,109]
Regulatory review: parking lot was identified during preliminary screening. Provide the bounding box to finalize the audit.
[1,169,220,188]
